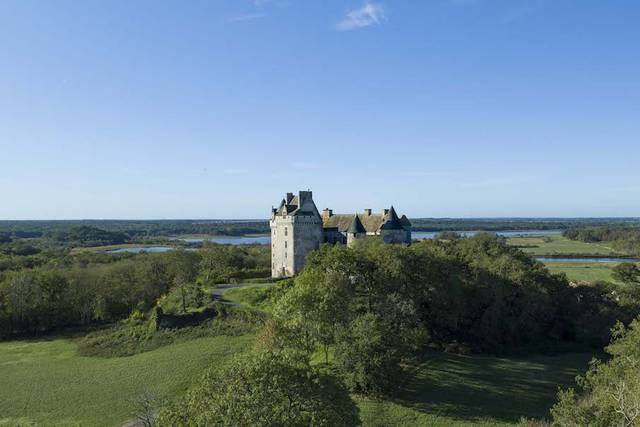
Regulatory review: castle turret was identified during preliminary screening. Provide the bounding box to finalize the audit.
[379,206,410,243]
[270,190,323,278]
[346,214,366,246]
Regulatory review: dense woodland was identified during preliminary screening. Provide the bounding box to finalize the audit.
[0,244,269,338]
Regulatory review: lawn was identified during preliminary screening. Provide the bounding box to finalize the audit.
[545,262,620,283]
[0,334,253,427]
[508,235,620,256]
[0,329,594,427]
[223,283,277,312]
[358,351,594,426]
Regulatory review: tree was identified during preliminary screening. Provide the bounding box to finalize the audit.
[551,318,640,426]
[612,263,640,285]
[156,350,360,427]
[274,265,355,362]
[199,245,246,284]
[334,312,419,395]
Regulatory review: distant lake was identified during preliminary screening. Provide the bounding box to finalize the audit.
[176,230,562,246]
[411,230,562,240]
[107,246,174,253]
[181,235,272,245]
[536,257,638,264]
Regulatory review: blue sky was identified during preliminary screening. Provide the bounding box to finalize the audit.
[1,0,639,219]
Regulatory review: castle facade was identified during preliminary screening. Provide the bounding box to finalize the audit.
[270,190,411,278]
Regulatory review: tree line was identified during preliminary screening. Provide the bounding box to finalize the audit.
[0,244,270,338]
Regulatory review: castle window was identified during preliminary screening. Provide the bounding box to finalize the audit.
[285,241,287,248]
[284,227,288,236]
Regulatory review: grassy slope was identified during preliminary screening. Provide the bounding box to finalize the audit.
[508,235,619,256]
[358,351,593,426]
[223,283,277,312]
[0,335,252,427]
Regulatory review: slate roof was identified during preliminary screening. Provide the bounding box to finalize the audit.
[347,215,366,234]
[379,206,404,230]
[274,192,321,217]
[273,192,410,232]
[324,214,380,232]
[323,207,410,233]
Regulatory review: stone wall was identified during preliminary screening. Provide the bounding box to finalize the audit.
[270,215,295,278]
[292,214,323,275]
[380,229,411,244]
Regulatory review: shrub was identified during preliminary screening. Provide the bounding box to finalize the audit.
[156,349,360,427]
[550,318,640,426]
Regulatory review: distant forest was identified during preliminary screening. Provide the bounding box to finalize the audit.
[1,218,639,241]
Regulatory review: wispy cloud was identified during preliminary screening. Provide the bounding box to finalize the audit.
[228,13,266,23]
[336,2,386,31]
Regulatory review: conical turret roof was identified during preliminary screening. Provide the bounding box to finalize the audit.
[380,206,403,230]
[347,214,366,234]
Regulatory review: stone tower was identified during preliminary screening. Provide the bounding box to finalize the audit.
[346,214,366,246]
[270,191,323,278]
[379,206,411,243]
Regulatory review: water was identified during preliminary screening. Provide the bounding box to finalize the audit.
[180,235,272,245]
[177,230,562,246]
[536,257,638,264]
[106,230,562,252]
[106,246,174,253]
[411,230,562,240]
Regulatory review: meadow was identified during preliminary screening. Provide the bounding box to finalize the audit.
[0,326,593,427]
[357,351,593,426]
[544,262,620,283]
[0,334,253,427]
[507,234,620,256]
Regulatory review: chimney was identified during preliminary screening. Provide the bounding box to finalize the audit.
[364,209,372,216]
[382,209,389,215]
[299,190,312,206]
[322,208,333,220]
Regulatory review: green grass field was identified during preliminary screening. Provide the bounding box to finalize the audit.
[507,235,619,256]
[223,283,277,312]
[0,334,252,427]
[358,351,593,426]
[0,331,593,427]
[545,262,620,283]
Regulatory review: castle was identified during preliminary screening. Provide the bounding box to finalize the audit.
[270,190,412,278]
